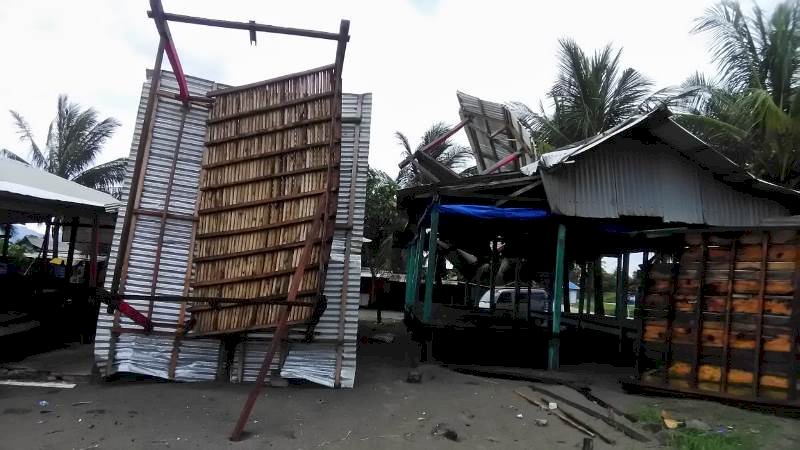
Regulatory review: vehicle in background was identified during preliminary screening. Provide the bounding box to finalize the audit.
[477,288,551,320]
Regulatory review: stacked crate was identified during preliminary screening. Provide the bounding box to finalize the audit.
[640,231,799,403]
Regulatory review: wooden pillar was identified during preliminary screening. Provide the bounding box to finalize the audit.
[65,217,79,282]
[1,224,10,257]
[577,262,587,327]
[549,223,566,370]
[51,220,60,258]
[422,207,439,323]
[513,259,521,321]
[89,216,99,289]
[489,239,497,311]
[593,257,604,316]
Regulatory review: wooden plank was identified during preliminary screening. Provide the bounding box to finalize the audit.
[106,40,165,376]
[754,234,769,396]
[722,239,737,393]
[692,236,708,388]
[207,92,334,123]
[148,106,188,319]
[230,21,350,441]
[205,116,332,146]
[196,188,332,214]
[199,164,331,191]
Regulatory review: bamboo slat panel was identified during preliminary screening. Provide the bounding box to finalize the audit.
[640,231,800,402]
[189,65,339,335]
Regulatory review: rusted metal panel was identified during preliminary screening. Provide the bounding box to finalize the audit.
[638,230,800,406]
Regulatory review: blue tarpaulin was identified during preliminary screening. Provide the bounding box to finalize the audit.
[435,204,548,220]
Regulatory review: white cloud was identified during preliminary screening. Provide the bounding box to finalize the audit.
[0,0,770,178]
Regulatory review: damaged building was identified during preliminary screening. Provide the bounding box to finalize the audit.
[399,94,800,409]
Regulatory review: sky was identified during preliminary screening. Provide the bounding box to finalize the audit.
[0,0,782,178]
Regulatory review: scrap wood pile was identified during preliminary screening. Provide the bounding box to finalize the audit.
[514,384,651,448]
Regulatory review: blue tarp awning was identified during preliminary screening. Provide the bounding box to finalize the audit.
[435,204,549,221]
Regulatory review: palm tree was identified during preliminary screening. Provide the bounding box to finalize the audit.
[512,38,652,151]
[395,122,475,188]
[672,1,800,186]
[4,95,125,196]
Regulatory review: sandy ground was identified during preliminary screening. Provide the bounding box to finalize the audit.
[1,314,798,450]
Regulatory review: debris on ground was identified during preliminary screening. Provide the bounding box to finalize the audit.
[431,422,459,441]
[369,333,395,343]
[37,400,48,407]
[72,401,92,406]
[686,418,711,432]
[660,410,684,430]
[406,370,422,383]
[534,418,548,426]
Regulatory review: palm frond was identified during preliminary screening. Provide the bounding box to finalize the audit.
[0,148,29,164]
[72,157,127,194]
[9,110,46,168]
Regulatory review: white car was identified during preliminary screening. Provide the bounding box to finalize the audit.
[477,288,551,317]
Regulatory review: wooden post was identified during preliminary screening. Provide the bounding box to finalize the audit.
[752,233,769,396]
[577,262,587,328]
[65,217,79,282]
[549,223,566,370]
[634,250,650,376]
[106,38,165,377]
[513,259,521,322]
[593,258,604,316]
[617,253,630,353]
[721,239,737,393]
[691,236,708,389]
[1,224,10,257]
[89,216,99,289]
[51,221,60,258]
[489,239,497,311]
[404,243,416,313]
[423,206,439,324]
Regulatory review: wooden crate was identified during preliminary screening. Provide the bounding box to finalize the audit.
[638,230,800,404]
[188,65,340,335]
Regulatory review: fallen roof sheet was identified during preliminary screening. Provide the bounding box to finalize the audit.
[457,91,534,173]
[94,69,371,388]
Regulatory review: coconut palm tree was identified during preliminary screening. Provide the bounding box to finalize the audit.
[512,38,652,151]
[672,0,800,186]
[395,122,475,188]
[4,95,125,196]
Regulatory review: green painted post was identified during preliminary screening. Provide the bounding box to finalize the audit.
[549,223,566,370]
[404,243,415,312]
[423,207,440,323]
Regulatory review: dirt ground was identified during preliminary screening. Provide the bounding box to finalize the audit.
[1,313,798,450]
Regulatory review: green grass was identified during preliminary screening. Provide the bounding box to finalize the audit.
[632,405,761,450]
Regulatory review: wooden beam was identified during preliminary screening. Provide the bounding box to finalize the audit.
[753,233,769,396]
[423,206,440,323]
[691,236,708,389]
[495,180,542,207]
[398,117,471,168]
[720,239,737,393]
[148,11,345,42]
[148,106,188,319]
[65,217,79,281]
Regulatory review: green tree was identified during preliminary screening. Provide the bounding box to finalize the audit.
[4,95,125,196]
[671,0,800,187]
[364,168,399,319]
[395,122,475,188]
[513,38,652,150]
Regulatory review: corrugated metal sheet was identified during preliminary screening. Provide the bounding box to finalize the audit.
[95,70,371,387]
[540,138,790,225]
[94,71,222,380]
[457,91,533,172]
[233,93,372,388]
